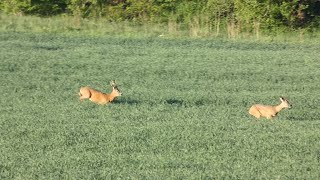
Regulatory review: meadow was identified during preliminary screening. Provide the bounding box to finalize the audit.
[0,31,320,179]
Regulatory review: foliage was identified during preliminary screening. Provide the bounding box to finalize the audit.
[0,0,31,15]
[0,0,320,33]
[0,0,67,16]
[1,32,320,179]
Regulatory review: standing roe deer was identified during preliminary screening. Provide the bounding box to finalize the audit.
[79,80,122,105]
[249,97,291,119]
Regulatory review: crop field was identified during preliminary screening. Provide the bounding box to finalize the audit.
[1,32,320,179]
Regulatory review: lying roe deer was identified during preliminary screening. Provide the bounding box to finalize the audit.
[249,97,291,119]
[79,80,122,105]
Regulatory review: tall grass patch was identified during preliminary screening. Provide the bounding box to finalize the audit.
[1,13,320,42]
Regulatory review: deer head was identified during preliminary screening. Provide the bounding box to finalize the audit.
[110,80,122,96]
[280,97,291,109]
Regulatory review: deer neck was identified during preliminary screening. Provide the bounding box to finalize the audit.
[275,104,284,113]
[107,90,117,102]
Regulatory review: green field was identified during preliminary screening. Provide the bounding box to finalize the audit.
[1,32,320,179]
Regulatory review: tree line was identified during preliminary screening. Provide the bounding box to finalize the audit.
[1,0,320,34]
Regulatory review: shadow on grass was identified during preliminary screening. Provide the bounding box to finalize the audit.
[286,112,320,121]
[165,99,184,106]
[112,97,212,107]
[113,98,140,105]
[165,98,208,107]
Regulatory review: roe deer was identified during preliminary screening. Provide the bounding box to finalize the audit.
[249,97,291,119]
[79,80,122,105]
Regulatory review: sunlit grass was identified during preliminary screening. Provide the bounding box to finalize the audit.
[0,31,320,179]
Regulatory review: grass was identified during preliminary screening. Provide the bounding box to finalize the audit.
[1,31,320,179]
[1,13,320,42]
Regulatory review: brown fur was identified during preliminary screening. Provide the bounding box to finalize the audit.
[79,80,121,105]
[249,97,291,119]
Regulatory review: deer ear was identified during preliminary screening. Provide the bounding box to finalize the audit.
[280,96,285,102]
[110,80,116,87]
